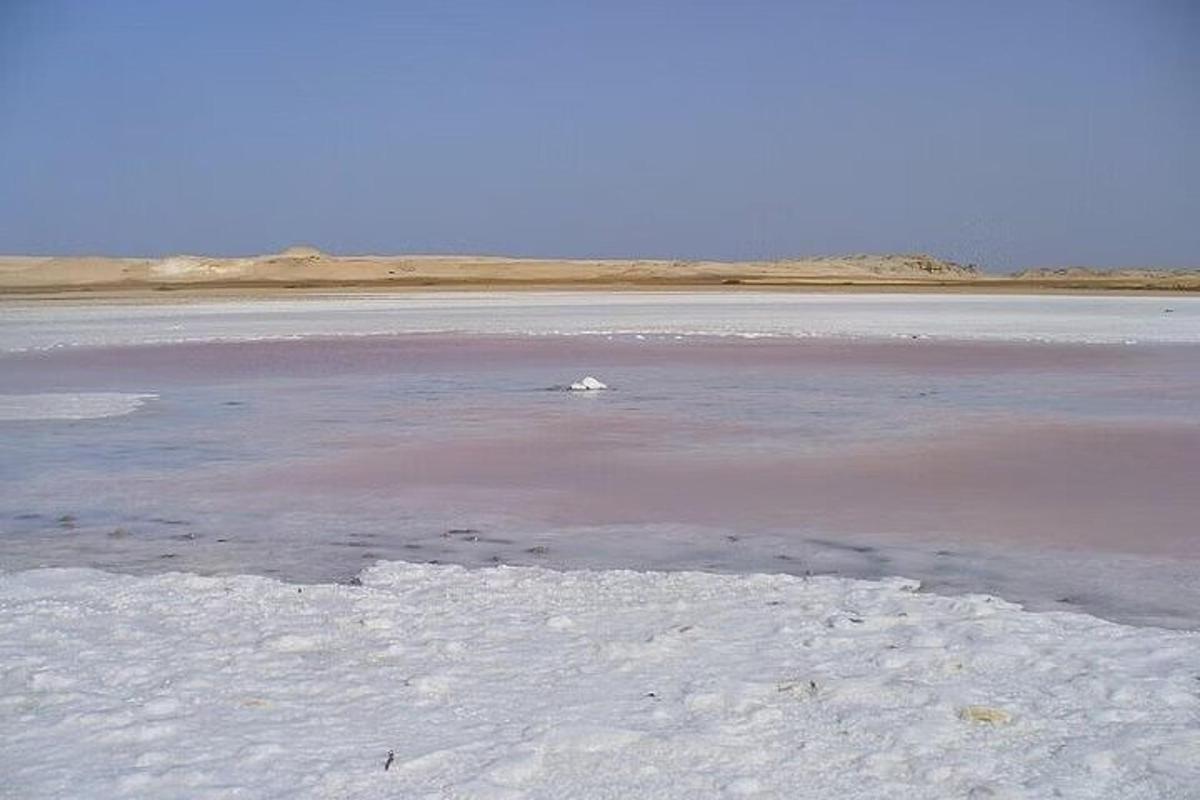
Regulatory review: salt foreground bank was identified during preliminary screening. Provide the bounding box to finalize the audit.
[1,563,1197,799]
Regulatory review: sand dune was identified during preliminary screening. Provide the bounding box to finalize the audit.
[1013,266,1200,290]
[1,248,1196,294]
[0,249,975,291]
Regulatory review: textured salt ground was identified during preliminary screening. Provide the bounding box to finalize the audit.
[3,292,1200,352]
[1,563,1198,799]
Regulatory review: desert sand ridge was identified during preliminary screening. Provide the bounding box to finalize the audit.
[1,249,1197,293]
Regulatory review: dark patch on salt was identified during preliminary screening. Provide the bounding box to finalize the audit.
[808,537,877,554]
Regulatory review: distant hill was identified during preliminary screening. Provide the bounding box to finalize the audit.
[1013,267,1200,290]
[1,250,1196,293]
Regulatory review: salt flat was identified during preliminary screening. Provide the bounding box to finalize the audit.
[2,564,1197,799]
[3,292,1199,799]
[2,292,1199,351]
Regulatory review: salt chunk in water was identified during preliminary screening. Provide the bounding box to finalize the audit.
[570,376,608,391]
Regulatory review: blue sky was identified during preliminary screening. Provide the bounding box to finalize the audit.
[1,0,1196,269]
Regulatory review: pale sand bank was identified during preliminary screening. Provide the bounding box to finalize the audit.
[2,248,1198,295]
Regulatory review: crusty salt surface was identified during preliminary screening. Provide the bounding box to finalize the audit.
[5,293,1200,352]
[1,563,1196,798]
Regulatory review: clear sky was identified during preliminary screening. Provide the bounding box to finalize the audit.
[1,0,1197,269]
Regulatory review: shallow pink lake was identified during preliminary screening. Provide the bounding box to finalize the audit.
[3,334,1199,627]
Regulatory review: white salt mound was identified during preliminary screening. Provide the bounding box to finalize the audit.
[570,376,608,391]
[1,563,1197,798]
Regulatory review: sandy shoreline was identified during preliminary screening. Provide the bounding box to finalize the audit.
[6,283,1199,304]
[2,249,1198,297]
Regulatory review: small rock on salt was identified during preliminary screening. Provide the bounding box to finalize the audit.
[958,705,1012,725]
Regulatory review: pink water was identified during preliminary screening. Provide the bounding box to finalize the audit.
[3,334,1199,627]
